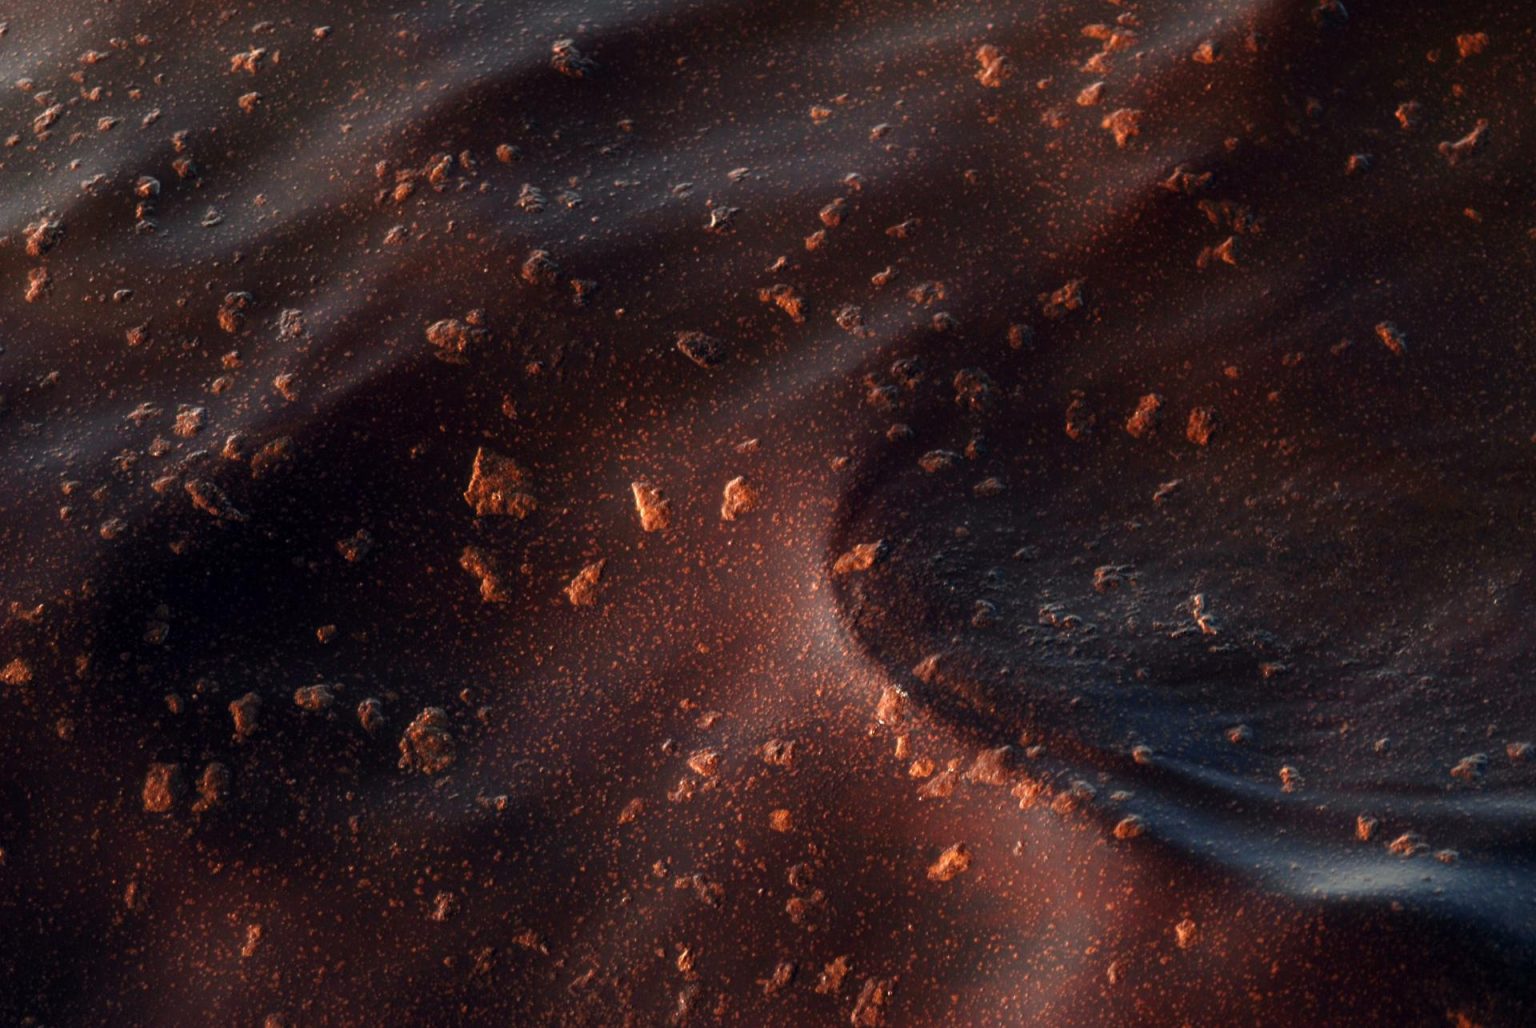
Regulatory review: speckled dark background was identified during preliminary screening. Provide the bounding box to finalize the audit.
[2,1,1534,1024]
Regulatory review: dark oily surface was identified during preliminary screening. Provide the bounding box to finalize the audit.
[2,1,1535,1024]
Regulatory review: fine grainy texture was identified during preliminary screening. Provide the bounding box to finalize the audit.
[1,2,1535,1025]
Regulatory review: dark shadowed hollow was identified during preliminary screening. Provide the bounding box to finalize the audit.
[2,0,1535,1024]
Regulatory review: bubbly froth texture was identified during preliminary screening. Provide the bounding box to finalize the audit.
[2,1,1535,1024]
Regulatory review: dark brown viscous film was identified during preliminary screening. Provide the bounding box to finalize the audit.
[1,1,1534,1025]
